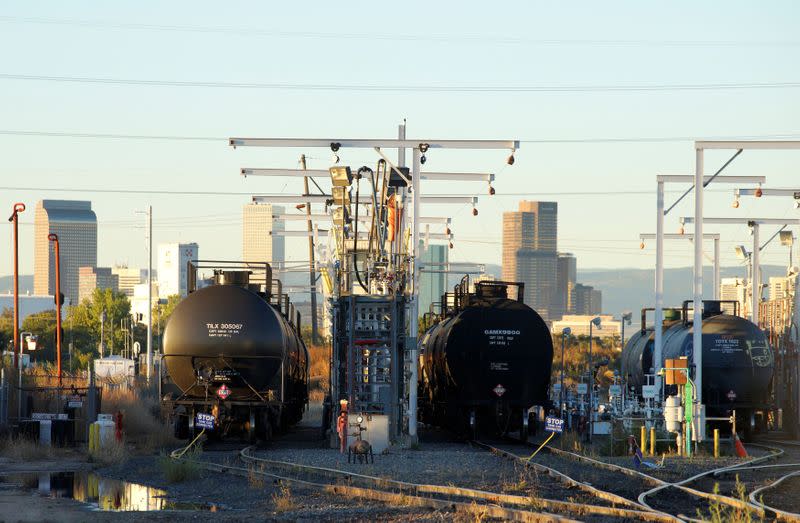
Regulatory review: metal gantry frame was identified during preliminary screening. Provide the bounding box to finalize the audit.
[653,174,765,399]
[230,129,518,443]
[243,167,494,183]
[679,216,800,324]
[691,139,800,410]
[639,232,721,299]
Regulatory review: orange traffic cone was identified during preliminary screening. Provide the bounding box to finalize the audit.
[733,432,748,458]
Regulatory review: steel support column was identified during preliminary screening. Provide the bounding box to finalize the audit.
[693,148,704,405]
[654,181,664,391]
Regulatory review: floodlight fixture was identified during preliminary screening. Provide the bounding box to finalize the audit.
[329,166,353,187]
[780,230,794,246]
[734,245,750,260]
[332,186,351,206]
[591,316,602,328]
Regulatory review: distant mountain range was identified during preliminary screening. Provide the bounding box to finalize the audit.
[0,275,34,295]
[466,263,786,319]
[3,265,789,321]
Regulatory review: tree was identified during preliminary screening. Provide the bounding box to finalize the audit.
[152,294,181,353]
[0,307,13,352]
[21,309,57,363]
[67,288,131,356]
[550,333,621,389]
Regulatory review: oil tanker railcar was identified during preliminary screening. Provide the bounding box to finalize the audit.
[419,279,553,438]
[622,300,773,434]
[162,262,308,441]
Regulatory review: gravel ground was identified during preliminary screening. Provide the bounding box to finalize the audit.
[761,475,800,513]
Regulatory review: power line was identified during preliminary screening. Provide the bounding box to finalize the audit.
[2,15,797,48]
[0,130,221,141]
[1,129,798,144]
[2,73,799,93]
[0,185,735,197]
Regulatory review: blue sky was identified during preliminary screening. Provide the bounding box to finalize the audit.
[1,1,799,279]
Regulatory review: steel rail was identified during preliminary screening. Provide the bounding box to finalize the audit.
[748,470,800,521]
[501,436,784,522]
[239,445,671,521]
[636,442,783,519]
[182,455,571,521]
[469,440,677,521]
[166,443,577,522]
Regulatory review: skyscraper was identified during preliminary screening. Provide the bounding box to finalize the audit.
[554,253,577,320]
[572,283,602,316]
[34,200,97,305]
[78,266,119,304]
[502,201,558,321]
[243,203,285,281]
[157,242,199,298]
[112,265,143,297]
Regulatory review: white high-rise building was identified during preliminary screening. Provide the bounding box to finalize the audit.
[769,277,791,301]
[720,277,748,317]
[131,282,159,326]
[112,265,143,297]
[157,242,198,298]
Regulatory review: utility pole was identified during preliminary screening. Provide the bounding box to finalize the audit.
[147,205,153,383]
[100,310,106,358]
[300,154,319,345]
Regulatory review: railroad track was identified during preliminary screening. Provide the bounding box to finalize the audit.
[474,436,789,522]
[169,432,800,521]
[742,439,800,520]
[168,436,674,521]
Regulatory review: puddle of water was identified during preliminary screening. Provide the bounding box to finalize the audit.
[0,471,220,512]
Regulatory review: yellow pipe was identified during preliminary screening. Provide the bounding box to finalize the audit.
[640,425,646,454]
[172,429,206,459]
[714,428,720,458]
[526,432,555,462]
[649,427,656,456]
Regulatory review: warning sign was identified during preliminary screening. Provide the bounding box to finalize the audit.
[217,384,232,400]
[545,416,564,433]
[196,413,215,430]
[493,384,506,397]
[727,390,737,401]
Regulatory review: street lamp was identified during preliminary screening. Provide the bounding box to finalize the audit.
[779,230,795,267]
[588,316,602,443]
[734,245,752,318]
[48,233,63,386]
[560,327,571,416]
[620,311,632,352]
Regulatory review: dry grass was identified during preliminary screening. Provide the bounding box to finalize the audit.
[307,344,329,402]
[271,481,296,512]
[248,464,265,489]
[0,436,54,461]
[159,447,202,483]
[91,441,130,466]
[697,479,761,523]
[101,387,178,451]
[455,501,489,522]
